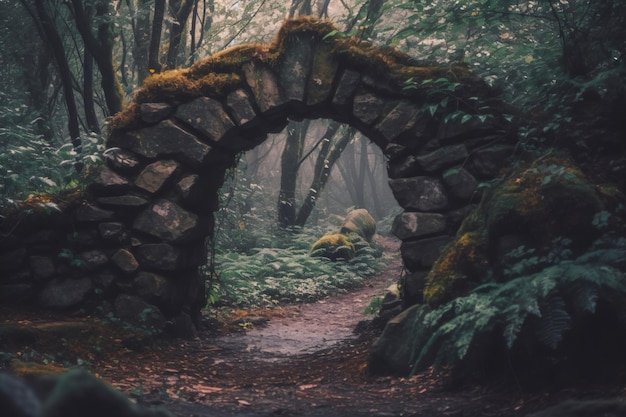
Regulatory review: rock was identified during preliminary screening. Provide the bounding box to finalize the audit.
[133,272,173,307]
[402,270,427,306]
[400,235,454,271]
[466,144,514,177]
[310,233,356,261]
[369,304,427,376]
[0,283,34,302]
[244,61,284,113]
[175,97,238,147]
[340,209,377,242]
[29,256,56,280]
[0,248,27,272]
[102,148,141,173]
[226,89,258,126]
[442,167,479,201]
[39,369,174,417]
[113,294,167,331]
[352,91,385,126]
[140,102,173,124]
[136,243,180,271]
[133,199,202,243]
[331,70,361,116]
[91,166,130,194]
[98,222,126,242]
[389,176,449,211]
[374,101,419,142]
[392,212,446,240]
[79,250,109,271]
[74,204,115,223]
[39,278,93,308]
[124,120,213,169]
[134,159,180,194]
[111,249,139,273]
[0,372,41,417]
[416,144,468,173]
[278,34,314,104]
[306,43,338,107]
[97,195,149,208]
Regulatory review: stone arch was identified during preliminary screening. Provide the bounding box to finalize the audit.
[0,17,517,331]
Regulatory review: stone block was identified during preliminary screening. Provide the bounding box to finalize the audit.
[442,167,479,201]
[392,212,446,240]
[91,166,130,194]
[39,277,93,308]
[135,159,180,194]
[389,176,449,211]
[74,204,115,223]
[114,294,166,330]
[226,89,258,126]
[140,102,174,124]
[374,101,419,141]
[29,256,56,280]
[352,91,385,126]
[306,43,339,107]
[126,120,212,169]
[133,199,202,243]
[133,272,174,310]
[0,248,27,272]
[244,62,285,113]
[466,144,515,177]
[97,195,149,208]
[400,235,454,271]
[278,34,314,104]
[103,148,141,173]
[175,97,237,145]
[79,250,109,271]
[136,243,180,271]
[331,70,360,115]
[416,144,468,172]
[111,249,139,273]
[387,154,420,179]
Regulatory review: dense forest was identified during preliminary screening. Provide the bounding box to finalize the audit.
[1,0,625,416]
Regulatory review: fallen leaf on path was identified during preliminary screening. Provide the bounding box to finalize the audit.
[237,399,251,406]
[299,384,317,390]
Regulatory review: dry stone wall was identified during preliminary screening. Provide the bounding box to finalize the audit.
[0,17,517,333]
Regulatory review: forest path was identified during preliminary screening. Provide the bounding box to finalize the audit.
[93,237,525,417]
[212,238,401,359]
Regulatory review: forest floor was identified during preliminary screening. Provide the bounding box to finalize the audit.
[2,238,626,416]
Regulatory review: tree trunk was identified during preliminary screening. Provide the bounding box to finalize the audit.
[132,0,152,84]
[70,0,123,116]
[295,122,351,226]
[278,120,309,228]
[29,0,83,171]
[165,0,196,69]
[149,0,166,74]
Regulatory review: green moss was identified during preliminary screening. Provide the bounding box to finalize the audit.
[424,154,608,307]
[310,233,356,261]
[340,208,377,242]
[109,16,488,134]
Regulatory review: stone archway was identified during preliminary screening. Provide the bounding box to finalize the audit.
[0,17,516,331]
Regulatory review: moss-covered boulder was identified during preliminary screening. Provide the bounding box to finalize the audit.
[340,208,377,242]
[310,233,356,261]
[424,155,608,306]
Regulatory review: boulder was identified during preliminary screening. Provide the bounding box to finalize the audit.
[39,278,93,309]
[340,208,377,242]
[310,233,356,261]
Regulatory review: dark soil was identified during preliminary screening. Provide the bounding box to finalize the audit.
[2,238,626,416]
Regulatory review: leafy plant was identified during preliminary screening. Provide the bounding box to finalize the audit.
[409,236,626,375]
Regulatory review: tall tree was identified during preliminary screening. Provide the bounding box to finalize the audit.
[70,0,123,116]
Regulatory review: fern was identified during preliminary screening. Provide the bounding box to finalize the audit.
[409,239,626,375]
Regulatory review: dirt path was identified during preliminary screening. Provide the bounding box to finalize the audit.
[3,238,620,416]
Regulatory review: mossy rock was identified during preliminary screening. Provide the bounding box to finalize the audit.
[340,209,377,242]
[424,155,608,306]
[310,233,356,261]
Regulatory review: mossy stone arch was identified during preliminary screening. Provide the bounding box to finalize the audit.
[97,17,517,327]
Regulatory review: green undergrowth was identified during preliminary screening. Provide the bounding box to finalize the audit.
[210,227,388,308]
[409,233,626,377]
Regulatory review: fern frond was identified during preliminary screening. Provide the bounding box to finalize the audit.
[536,295,571,350]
